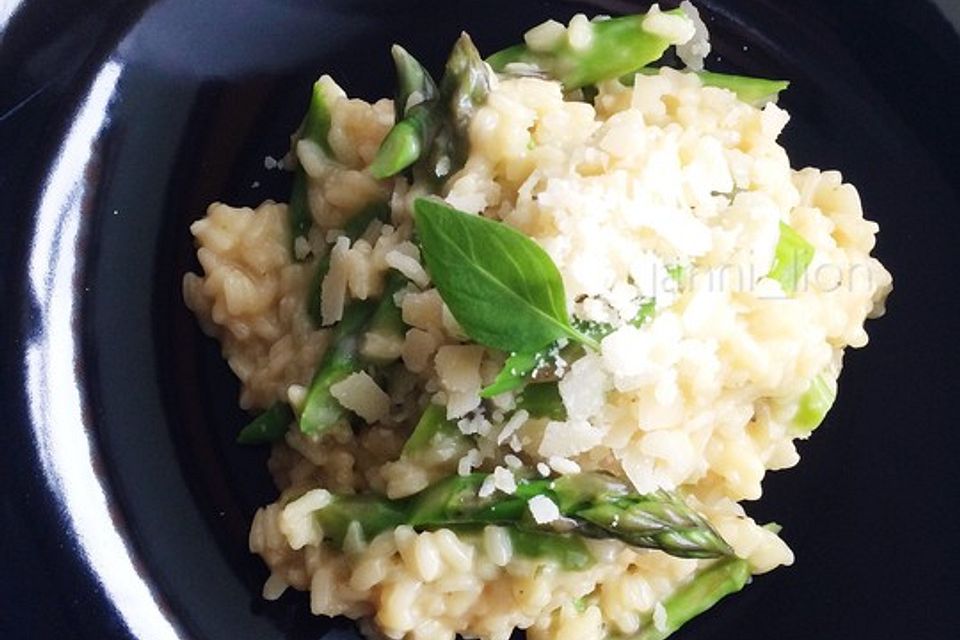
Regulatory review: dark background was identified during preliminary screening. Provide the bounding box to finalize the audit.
[2,0,959,638]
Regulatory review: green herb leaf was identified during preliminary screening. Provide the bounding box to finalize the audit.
[413,198,598,352]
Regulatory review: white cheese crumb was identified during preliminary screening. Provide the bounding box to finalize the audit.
[320,236,350,326]
[458,448,482,476]
[478,474,497,498]
[493,466,517,494]
[496,410,529,445]
[385,247,430,288]
[549,456,582,475]
[286,384,307,413]
[524,19,566,52]
[528,495,561,524]
[279,488,332,550]
[642,5,696,45]
[329,371,390,423]
[293,236,312,261]
[567,14,593,51]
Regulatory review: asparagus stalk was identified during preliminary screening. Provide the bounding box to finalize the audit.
[309,471,732,559]
[288,79,336,259]
[507,527,593,571]
[401,403,466,456]
[371,33,492,181]
[627,557,751,640]
[426,32,492,182]
[299,272,406,434]
[391,44,439,115]
[236,402,294,445]
[631,68,789,106]
[697,71,789,106]
[487,10,692,90]
[299,300,378,435]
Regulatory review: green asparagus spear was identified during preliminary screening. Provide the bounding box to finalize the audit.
[309,472,732,559]
[314,494,408,547]
[487,10,692,90]
[307,201,391,327]
[236,402,294,445]
[370,101,443,179]
[548,474,734,559]
[401,403,464,456]
[427,32,492,182]
[288,79,336,259]
[768,221,815,294]
[370,45,441,179]
[360,274,407,366]
[631,68,789,106]
[626,557,751,640]
[372,33,492,181]
[299,300,378,435]
[507,528,593,571]
[391,44,439,116]
[300,273,408,434]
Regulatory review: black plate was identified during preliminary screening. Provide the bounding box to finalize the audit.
[3,1,960,638]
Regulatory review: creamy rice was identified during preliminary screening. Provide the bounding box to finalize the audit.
[184,14,891,640]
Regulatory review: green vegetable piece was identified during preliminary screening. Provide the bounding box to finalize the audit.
[632,68,789,106]
[487,10,692,90]
[550,474,734,559]
[408,474,532,526]
[304,471,732,560]
[370,104,441,179]
[307,201,391,328]
[314,495,408,547]
[631,299,657,328]
[402,403,464,456]
[301,272,408,434]
[516,382,566,420]
[628,557,751,640]
[414,198,598,353]
[697,70,789,106]
[427,33,492,182]
[792,374,836,433]
[768,221,815,294]
[298,300,378,435]
[391,44,439,118]
[371,34,491,181]
[481,350,544,398]
[361,271,407,365]
[236,402,294,445]
[288,79,336,259]
[507,528,594,571]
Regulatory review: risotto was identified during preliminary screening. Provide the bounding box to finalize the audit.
[183,4,892,639]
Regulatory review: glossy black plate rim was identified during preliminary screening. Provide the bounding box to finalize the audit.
[3,1,960,639]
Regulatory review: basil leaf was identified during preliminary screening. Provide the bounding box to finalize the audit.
[414,198,598,353]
